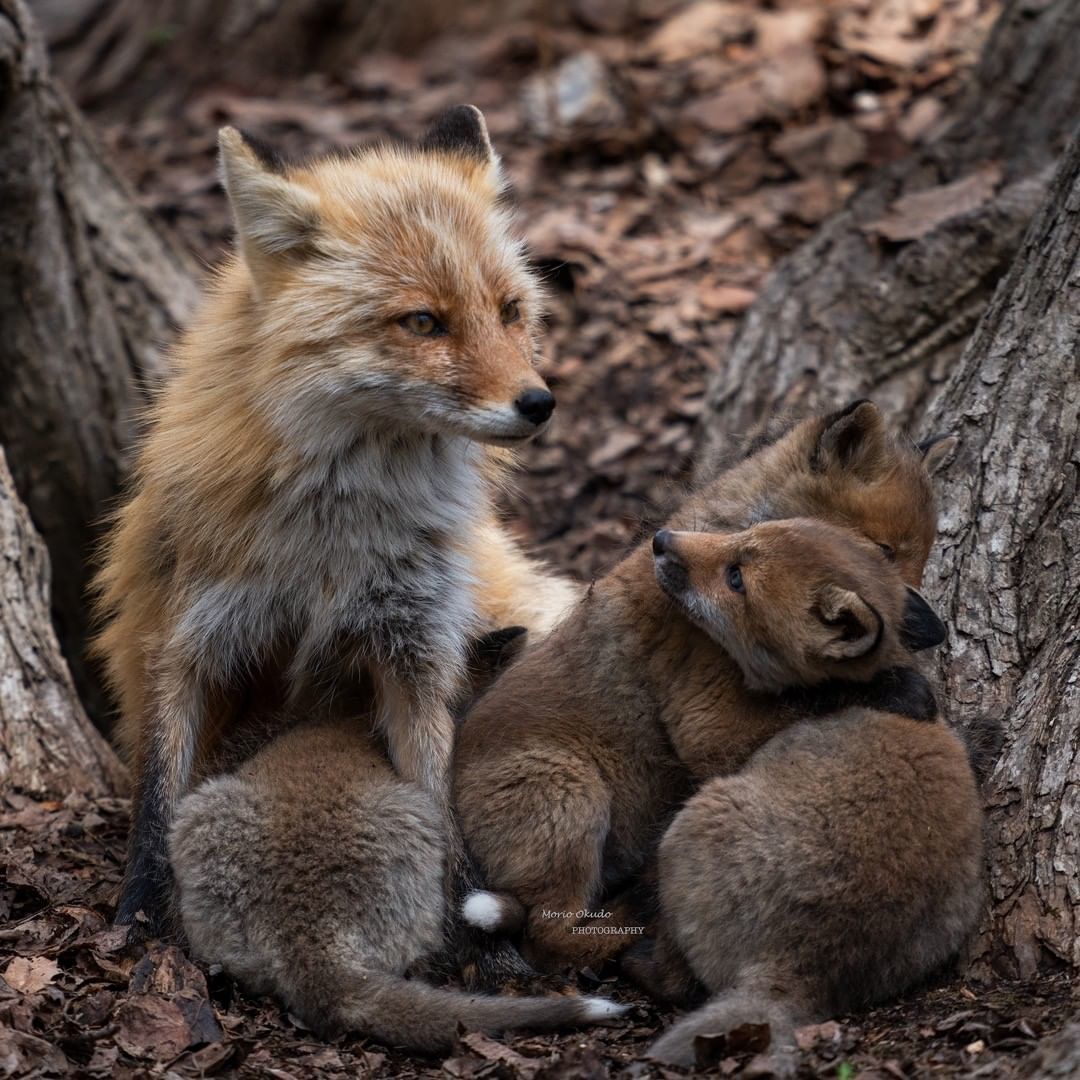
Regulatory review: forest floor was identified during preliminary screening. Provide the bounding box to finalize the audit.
[4,0,1077,1076]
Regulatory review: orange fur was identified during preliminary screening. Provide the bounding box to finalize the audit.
[93,108,579,931]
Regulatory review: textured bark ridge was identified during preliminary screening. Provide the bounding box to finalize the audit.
[34,0,472,111]
[0,0,198,720]
[697,0,1080,472]
[0,448,127,797]
[921,130,1080,980]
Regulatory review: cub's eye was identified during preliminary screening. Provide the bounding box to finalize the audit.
[500,300,521,325]
[877,543,896,561]
[726,564,744,594]
[399,311,445,337]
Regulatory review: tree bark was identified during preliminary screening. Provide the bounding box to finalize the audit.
[0,0,199,723]
[31,0,509,113]
[697,0,1080,473]
[0,447,127,797]
[919,129,1080,982]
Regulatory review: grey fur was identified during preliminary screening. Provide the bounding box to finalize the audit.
[170,720,624,1052]
[648,712,984,1066]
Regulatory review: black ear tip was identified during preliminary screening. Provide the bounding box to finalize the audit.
[901,589,947,651]
[840,398,874,417]
[419,104,493,161]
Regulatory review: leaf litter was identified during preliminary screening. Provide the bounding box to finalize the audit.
[6,0,1077,1077]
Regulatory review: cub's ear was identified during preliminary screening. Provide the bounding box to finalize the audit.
[218,127,320,271]
[900,588,946,651]
[916,433,959,476]
[812,400,887,478]
[814,584,884,661]
[419,104,497,165]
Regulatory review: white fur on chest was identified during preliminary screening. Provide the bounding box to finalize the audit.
[175,433,485,684]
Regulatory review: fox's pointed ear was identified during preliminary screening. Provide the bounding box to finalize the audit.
[916,433,958,476]
[814,584,884,661]
[812,400,886,478]
[218,127,320,271]
[900,588,946,651]
[420,104,497,164]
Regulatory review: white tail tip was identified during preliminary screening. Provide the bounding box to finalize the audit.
[462,890,505,932]
[582,997,630,1021]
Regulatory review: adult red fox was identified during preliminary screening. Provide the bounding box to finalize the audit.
[94,106,578,933]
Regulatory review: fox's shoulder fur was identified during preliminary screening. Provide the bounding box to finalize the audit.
[94,105,578,931]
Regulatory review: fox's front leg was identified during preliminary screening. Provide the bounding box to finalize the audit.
[374,665,466,908]
[116,658,208,936]
[374,671,456,811]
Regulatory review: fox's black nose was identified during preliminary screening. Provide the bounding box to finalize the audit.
[515,388,556,426]
[653,530,675,557]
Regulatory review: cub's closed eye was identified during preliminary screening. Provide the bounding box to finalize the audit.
[877,543,896,561]
[500,299,521,325]
[399,311,446,337]
[726,564,744,593]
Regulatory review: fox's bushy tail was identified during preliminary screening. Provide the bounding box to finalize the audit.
[648,986,808,1068]
[317,970,625,1053]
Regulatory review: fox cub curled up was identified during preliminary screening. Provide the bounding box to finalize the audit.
[641,706,983,1067]
[168,631,626,1053]
[94,105,578,932]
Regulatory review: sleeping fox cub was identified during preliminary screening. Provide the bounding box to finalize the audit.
[168,629,625,1053]
[644,704,983,1066]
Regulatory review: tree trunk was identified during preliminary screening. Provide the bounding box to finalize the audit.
[0,447,127,798]
[31,0,516,113]
[697,0,1080,473]
[0,0,199,724]
[919,128,1080,982]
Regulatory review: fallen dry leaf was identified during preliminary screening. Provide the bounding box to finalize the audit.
[760,46,827,115]
[647,1,753,65]
[865,164,1004,241]
[114,991,224,1060]
[694,1021,772,1068]
[588,429,644,470]
[2,955,61,994]
[458,1030,542,1076]
[793,1019,843,1050]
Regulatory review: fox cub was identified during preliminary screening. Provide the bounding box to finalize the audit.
[168,630,625,1054]
[94,106,578,932]
[645,715,981,1066]
[456,402,950,974]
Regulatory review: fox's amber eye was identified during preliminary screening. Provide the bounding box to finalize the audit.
[500,300,521,325]
[400,311,445,337]
[877,543,896,561]
[726,564,745,593]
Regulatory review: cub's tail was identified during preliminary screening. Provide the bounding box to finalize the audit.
[648,987,807,1068]
[462,889,527,936]
[321,971,626,1053]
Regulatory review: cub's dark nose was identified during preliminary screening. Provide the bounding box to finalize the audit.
[515,388,556,426]
[653,529,675,557]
